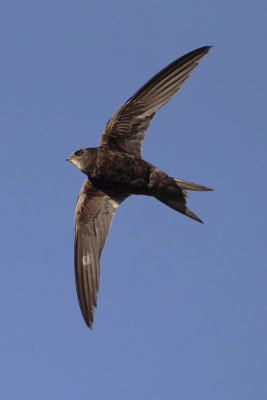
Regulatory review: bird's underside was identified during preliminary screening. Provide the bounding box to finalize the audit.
[67,46,213,328]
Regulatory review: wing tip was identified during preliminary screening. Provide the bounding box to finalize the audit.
[87,321,93,330]
[83,312,94,330]
[200,45,213,53]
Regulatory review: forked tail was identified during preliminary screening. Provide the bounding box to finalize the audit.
[156,177,212,223]
[176,177,212,223]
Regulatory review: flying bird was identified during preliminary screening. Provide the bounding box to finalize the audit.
[67,46,212,328]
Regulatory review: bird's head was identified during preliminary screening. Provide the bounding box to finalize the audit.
[66,148,95,175]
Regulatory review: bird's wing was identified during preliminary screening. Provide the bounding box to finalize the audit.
[100,46,211,156]
[74,179,128,328]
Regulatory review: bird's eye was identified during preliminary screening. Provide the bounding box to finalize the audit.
[75,150,83,156]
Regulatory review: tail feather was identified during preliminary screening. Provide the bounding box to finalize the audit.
[174,178,213,192]
[184,208,203,223]
[152,170,211,224]
[156,196,203,224]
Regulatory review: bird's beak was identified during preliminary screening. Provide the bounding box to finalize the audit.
[66,157,70,162]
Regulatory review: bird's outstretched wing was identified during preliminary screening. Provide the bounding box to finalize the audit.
[100,46,211,156]
[74,179,128,328]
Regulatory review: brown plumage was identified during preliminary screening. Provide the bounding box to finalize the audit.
[67,46,213,328]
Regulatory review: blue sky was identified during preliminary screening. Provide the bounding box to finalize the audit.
[1,1,266,399]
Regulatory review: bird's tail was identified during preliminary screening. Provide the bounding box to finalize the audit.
[156,177,212,223]
[157,196,204,223]
[174,178,212,194]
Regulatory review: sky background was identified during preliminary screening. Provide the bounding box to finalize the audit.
[1,1,266,399]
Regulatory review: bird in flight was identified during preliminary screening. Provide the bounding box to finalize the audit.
[67,46,212,329]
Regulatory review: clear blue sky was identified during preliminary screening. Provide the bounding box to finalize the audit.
[1,1,266,399]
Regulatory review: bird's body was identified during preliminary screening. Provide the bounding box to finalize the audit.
[71,146,208,220]
[82,147,151,194]
[67,46,213,328]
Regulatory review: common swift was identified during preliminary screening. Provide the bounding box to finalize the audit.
[67,46,212,328]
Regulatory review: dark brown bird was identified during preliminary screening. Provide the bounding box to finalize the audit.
[67,46,212,328]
